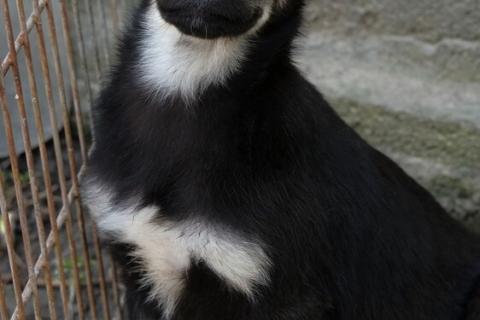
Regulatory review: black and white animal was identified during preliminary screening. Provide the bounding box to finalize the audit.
[84,0,480,319]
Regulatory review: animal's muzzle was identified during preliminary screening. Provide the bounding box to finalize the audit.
[157,0,263,39]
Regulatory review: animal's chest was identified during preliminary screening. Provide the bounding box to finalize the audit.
[84,182,270,317]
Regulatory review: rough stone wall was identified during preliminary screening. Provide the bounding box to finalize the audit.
[307,0,480,42]
[300,0,480,230]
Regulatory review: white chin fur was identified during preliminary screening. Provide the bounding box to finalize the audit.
[138,1,274,103]
[84,181,271,319]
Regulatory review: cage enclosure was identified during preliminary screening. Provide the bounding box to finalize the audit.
[0,0,134,319]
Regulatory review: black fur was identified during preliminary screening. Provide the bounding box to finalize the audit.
[87,0,480,319]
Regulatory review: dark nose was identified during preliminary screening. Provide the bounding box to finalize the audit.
[156,0,262,39]
[158,0,253,22]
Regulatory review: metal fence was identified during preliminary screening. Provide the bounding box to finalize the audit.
[0,0,130,319]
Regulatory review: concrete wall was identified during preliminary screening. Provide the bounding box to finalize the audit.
[299,0,480,230]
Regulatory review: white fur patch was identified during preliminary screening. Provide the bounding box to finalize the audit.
[84,182,271,319]
[138,1,275,102]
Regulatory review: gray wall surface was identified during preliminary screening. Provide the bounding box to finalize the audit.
[300,0,480,230]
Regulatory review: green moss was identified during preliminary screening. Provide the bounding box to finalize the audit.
[428,175,474,199]
[332,98,480,171]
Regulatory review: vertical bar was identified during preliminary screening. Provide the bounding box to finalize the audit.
[72,199,99,320]
[70,0,94,129]
[33,1,87,318]
[110,258,123,320]
[0,177,15,320]
[1,1,44,318]
[0,84,26,320]
[0,0,127,319]
[83,0,103,80]
[56,0,88,163]
[92,225,111,320]
[90,4,114,315]
[109,0,120,33]
[47,2,118,319]
[0,0,129,319]
[0,271,9,320]
[29,0,74,318]
[43,2,99,319]
[63,213,84,320]
[13,1,70,319]
[82,1,113,317]
[98,0,111,67]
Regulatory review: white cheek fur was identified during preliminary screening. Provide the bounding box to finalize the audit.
[138,1,275,103]
[84,182,271,319]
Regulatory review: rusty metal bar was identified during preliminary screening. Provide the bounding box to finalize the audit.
[70,0,94,128]
[47,1,104,319]
[59,4,116,318]
[1,0,45,318]
[92,225,112,320]
[1,0,125,318]
[55,1,115,319]
[1,0,46,77]
[29,0,75,317]
[0,271,9,320]
[4,0,84,317]
[57,0,88,163]
[12,0,64,318]
[0,82,27,320]
[109,0,120,33]
[110,258,124,320]
[4,1,81,317]
[0,171,22,320]
[84,0,103,81]
[9,166,89,320]
[76,3,116,315]
[98,0,111,67]
[43,2,99,318]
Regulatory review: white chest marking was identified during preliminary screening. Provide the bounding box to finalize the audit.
[85,183,271,318]
[138,1,275,103]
